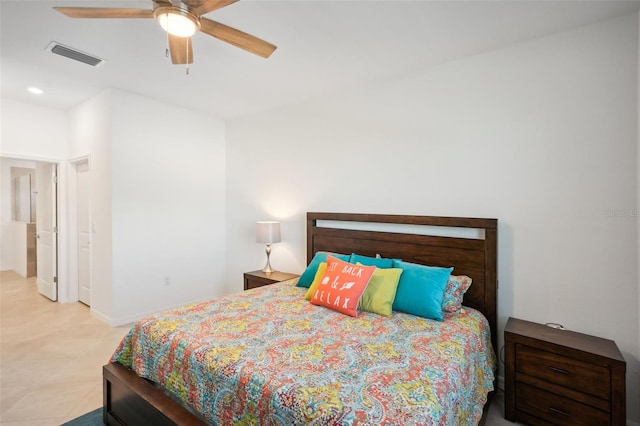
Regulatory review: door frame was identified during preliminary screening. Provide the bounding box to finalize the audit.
[0,154,69,302]
[68,155,91,304]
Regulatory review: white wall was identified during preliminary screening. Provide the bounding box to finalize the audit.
[226,13,640,422]
[68,89,227,325]
[109,90,227,325]
[68,90,113,317]
[0,98,68,160]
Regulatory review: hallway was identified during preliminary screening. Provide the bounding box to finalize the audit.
[0,271,130,425]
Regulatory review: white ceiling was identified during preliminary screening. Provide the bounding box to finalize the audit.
[2,0,639,120]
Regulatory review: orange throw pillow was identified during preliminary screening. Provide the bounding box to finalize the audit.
[309,255,376,317]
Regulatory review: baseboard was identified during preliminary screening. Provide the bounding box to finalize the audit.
[108,296,215,327]
[628,420,640,426]
[90,305,142,327]
[90,307,114,325]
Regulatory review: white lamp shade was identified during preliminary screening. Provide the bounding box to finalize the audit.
[256,221,281,244]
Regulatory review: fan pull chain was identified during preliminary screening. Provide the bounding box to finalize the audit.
[186,37,190,75]
[165,13,169,58]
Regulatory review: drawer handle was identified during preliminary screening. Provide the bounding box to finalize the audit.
[548,366,569,375]
[549,407,570,417]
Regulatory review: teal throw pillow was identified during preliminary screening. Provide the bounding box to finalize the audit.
[296,251,351,288]
[349,253,395,268]
[391,260,453,321]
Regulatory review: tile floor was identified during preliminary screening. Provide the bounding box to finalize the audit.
[0,271,130,425]
[1,270,516,426]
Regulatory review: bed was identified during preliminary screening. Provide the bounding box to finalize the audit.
[103,212,498,425]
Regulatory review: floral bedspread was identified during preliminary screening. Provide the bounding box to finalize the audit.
[111,279,496,425]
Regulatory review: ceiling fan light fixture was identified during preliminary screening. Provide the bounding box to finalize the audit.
[154,7,200,37]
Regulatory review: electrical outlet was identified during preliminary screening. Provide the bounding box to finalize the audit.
[164,276,170,286]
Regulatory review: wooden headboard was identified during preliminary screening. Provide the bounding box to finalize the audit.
[307,212,498,353]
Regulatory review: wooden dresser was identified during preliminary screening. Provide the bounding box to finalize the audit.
[504,317,626,425]
[243,270,299,290]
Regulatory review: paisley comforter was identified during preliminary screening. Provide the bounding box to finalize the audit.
[111,279,496,425]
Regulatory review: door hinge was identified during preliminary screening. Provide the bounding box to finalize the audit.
[53,176,59,183]
[53,226,58,233]
[53,276,58,283]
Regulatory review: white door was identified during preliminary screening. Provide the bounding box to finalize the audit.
[77,161,91,306]
[36,163,58,301]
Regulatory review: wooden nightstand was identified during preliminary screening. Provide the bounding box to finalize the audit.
[504,317,626,425]
[243,270,299,290]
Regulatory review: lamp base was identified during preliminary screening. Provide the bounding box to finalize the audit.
[262,244,276,274]
[261,265,276,274]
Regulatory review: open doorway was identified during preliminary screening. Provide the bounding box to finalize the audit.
[0,157,58,301]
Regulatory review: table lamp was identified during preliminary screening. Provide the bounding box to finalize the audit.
[256,221,281,273]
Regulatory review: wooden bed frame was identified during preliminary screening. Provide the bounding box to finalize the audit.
[103,212,498,425]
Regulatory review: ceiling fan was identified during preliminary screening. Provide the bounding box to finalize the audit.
[53,0,277,68]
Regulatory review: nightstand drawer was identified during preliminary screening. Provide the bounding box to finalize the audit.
[245,278,268,290]
[516,382,609,425]
[516,344,610,400]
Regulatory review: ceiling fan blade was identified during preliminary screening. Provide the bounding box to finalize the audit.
[181,0,239,16]
[200,18,276,58]
[169,34,194,64]
[53,7,154,19]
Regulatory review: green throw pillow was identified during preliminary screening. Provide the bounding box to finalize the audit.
[358,266,403,318]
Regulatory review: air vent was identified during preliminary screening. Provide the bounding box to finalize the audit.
[46,42,106,67]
